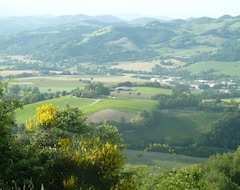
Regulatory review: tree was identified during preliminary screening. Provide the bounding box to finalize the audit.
[11,104,126,189]
[0,80,22,186]
[9,84,21,95]
[204,111,240,149]
[203,147,240,189]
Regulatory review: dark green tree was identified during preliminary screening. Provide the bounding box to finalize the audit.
[0,81,22,186]
[204,111,240,149]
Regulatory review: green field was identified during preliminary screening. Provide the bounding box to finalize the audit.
[83,98,157,115]
[14,74,150,93]
[15,97,158,124]
[222,98,240,103]
[126,150,207,169]
[157,46,217,57]
[124,110,221,146]
[132,87,172,95]
[184,61,240,76]
[15,97,96,124]
[15,77,85,93]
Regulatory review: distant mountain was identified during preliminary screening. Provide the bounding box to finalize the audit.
[1,14,240,64]
[128,17,165,25]
[0,14,126,35]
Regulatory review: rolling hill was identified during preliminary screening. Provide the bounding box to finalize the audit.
[1,14,240,73]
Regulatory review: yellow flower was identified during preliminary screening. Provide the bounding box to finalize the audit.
[26,119,33,131]
[58,138,72,149]
[63,175,77,188]
[36,104,56,126]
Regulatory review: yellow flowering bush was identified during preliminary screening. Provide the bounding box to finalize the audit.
[25,117,35,131]
[58,137,126,189]
[36,103,56,126]
[63,175,77,189]
[25,104,57,131]
[23,103,127,189]
[58,138,72,150]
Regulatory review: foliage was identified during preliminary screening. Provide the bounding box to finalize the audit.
[156,85,200,110]
[71,82,110,98]
[113,163,209,189]
[0,80,22,185]
[2,103,128,189]
[203,147,240,189]
[203,110,240,149]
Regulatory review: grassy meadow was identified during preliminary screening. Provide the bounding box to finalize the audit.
[13,74,150,93]
[111,86,172,99]
[125,150,207,169]
[83,98,157,115]
[15,97,96,124]
[123,110,221,146]
[184,61,240,77]
[15,96,158,124]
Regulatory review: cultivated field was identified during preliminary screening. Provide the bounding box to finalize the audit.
[111,59,186,72]
[15,96,158,124]
[184,60,240,77]
[0,70,36,76]
[11,74,150,93]
[16,97,96,124]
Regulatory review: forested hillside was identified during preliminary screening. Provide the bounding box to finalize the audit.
[1,15,240,64]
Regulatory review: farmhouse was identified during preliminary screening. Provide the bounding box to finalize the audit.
[115,86,131,91]
[151,78,160,83]
[201,99,214,105]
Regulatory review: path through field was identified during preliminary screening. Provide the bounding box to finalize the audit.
[87,99,101,106]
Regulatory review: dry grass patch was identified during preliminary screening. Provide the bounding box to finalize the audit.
[91,75,147,83]
[0,70,35,76]
[111,59,186,72]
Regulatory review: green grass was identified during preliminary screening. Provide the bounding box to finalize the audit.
[15,97,96,124]
[187,22,224,34]
[83,98,158,115]
[125,150,207,169]
[15,97,158,124]
[184,61,240,76]
[15,74,150,92]
[132,87,172,95]
[157,46,217,57]
[16,77,85,93]
[124,110,221,146]
[222,98,240,103]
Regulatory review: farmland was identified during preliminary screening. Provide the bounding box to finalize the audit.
[9,74,149,93]
[125,150,207,169]
[185,60,240,77]
[15,96,158,124]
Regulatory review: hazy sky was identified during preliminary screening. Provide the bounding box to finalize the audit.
[1,0,239,19]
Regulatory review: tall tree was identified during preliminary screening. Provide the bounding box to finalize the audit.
[0,81,22,184]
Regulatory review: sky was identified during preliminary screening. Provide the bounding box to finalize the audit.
[0,0,240,19]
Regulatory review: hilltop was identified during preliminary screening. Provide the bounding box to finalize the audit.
[1,14,240,67]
